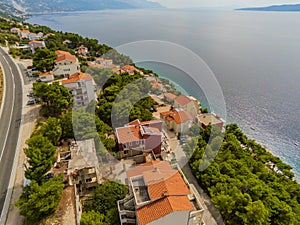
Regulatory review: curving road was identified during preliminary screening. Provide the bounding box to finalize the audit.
[0,47,23,224]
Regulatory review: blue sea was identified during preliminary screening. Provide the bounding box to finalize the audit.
[28,9,300,180]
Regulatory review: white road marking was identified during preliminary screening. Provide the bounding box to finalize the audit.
[0,55,16,164]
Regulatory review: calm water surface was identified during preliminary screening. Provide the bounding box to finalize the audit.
[28,9,300,180]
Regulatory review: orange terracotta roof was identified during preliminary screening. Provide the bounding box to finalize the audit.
[29,40,44,44]
[127,161,193,225]
[116,120,162,143]
[136,196,193,225]
[56,54,77,62]
[164,93,177,100]
[175,94,192,106]
[55,50,77,62]
[122,65,136,71]
[55,50,70,55]
[127,161,190,198]
[62,72,93,85]
[151,82,162,89]
[21,29,29,33]
[147,172,191,198]
[115,125,142,143]
[160,110,192,124]
[39,71,53,77]
[140,120,161,125]
[128,119,141,126]
[112,68,121,73]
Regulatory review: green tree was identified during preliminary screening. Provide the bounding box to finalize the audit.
[24,135,56,184]
[83,181,128,214]
[32,47,56,71]
[80,211,108,225]
[72,109,111,140]
[33,82,72,116]
[15,175,64,225]
[237,200,270,225]
[87,67,114,88]
[39,117,62,145]
[188,123,300,225]
[60,111,74,139]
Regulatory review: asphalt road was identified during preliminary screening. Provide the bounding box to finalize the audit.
[0,47,23,219]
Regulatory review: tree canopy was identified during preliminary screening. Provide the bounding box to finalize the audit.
[16,175,64,225]
[32,47,56,71]
[82,181,128,225]
[97,73,156,127]
[24,135,56,185]
[33,82,72,117]
[37,117,62,145]
[188,124,300,225]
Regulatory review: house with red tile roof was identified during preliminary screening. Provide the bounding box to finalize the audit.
[19,29,30,39]
[121,65,143,75]
[174,94,199,118]
[77,45,89,55]
[39,71,54,82]
[87,58,115,69]
[117,161,204,225]
[196,113,225,130]
[160,109,193,134]
[163,93,177,103]
[62,72,95,107]
[53,50,80,77]
[115,119,163,158]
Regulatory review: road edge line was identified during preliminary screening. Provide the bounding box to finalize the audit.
[0,48,25,225]
[0,48,7,129]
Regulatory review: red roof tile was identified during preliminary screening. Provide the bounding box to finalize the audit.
[174,94,192,106]
[127,161,193,225]
[160,110,193,124]
[29,40,43,44]
[136,196,193,225]
[164,93,177,100]
[55,50,77,62]
[62,72,93,85]
[115,120,161,144]
[39,71,53,77]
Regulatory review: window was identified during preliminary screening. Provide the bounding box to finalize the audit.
[124,150,129,155]
[136,141,139,145]
[141,140,145,145]
[129,142,132,146]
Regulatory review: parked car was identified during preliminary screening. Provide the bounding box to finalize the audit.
[27,91,35,97]
[44,173,54,181]
[164,145,172,153]
[26,98,40,105]
[179,136,188,145]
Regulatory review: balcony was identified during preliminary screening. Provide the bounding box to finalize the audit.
[118,196,136,225]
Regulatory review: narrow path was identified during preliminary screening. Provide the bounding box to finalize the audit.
[169,134,225,225]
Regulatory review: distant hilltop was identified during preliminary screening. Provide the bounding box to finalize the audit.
[237,4,300,12]
[0,0,164,15]
[0,2,28,20]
